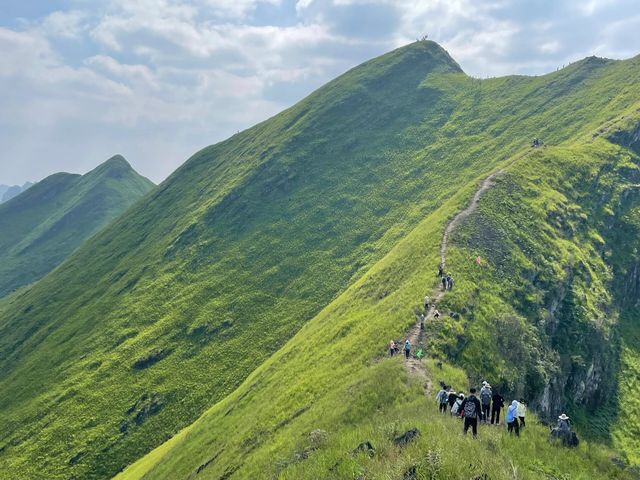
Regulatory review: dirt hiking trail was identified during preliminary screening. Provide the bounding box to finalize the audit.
[403,169,504,394]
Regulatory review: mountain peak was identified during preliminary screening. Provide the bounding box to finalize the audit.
[85,154,137,181]
[103,154,132,169]
[398,39,464,73]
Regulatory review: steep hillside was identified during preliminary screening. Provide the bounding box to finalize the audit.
[0,156,154,298]
[116,112,640,479]
[1,41,640,479]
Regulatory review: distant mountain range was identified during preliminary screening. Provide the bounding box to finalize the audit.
[0,181,34,203]
[0,155,154,297]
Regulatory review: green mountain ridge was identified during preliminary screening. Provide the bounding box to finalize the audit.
[1,41,640,479]
[0,155,154,298]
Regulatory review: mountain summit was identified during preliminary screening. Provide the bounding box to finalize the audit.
[1,42,640,479]
[0,155,154,297]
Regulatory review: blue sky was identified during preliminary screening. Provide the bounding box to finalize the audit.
[1,0,640,184]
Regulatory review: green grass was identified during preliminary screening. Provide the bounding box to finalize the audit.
[2,41,640,479]
[116,125,639,479]
[612,309,640,465]
[0,155,154,298]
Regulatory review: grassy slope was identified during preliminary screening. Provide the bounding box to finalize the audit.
[2,42,640,479]
[117,118,639,479]
[0,155,154,298]
[431,112,640,464]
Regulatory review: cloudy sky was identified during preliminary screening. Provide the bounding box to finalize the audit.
[2,0,640,185]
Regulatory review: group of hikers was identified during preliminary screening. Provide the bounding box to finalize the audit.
[387,260,579,447]
[436,382,527,438]
[438,264,455,291]
[435,381,577,445]
[388,339,413,359]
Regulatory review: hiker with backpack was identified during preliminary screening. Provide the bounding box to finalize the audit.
[517,399,527,427]
[438,264,444,277]
[389,340,396,357]
[419,313,426,330]
[506,400,520,437]
[437,386,449,413]
[445,274,454,290]
[433,308,440,319]
[451,393,464,416]
[480,382,492,423]
[441,275,447,290]
[550,414,579,447]
[423,295,430,311]
[404,339,411,359]
[459,388,481,437]
[447,387,458,409]
[491,391,505,425]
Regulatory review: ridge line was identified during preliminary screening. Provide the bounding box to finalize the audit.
[403,168,505,393]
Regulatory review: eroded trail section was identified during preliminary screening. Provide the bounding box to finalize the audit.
[440,170,503,269]
[403,169,504,394]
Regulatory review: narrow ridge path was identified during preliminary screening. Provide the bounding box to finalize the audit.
[403,169,504,394]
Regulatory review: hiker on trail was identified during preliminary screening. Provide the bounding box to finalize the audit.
[480,383,492,423]
[506,400,520,437]
[433,309,440,319]
[517,399,527,428]
[424,295,430,311]
[441,275,447,290]
[451,393,464,416]
[419,313,426,330]
[404,339,411,359]
[438,264,444,277]
[447,387,458,409]
[550,414,579,447]
[459,388,481,437]
[446,274,454,290]
[389,340,396,357]
[491,392,505,425]
[436,386,449,414]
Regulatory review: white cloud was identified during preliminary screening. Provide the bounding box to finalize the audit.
[296,0,314,13]
[1,0,640,184]
[85,55,160,90]
[200,0,282,19]
[540,41,560,54]
[40,10,88,38]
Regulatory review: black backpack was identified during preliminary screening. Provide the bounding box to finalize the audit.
[464,399,477,419]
